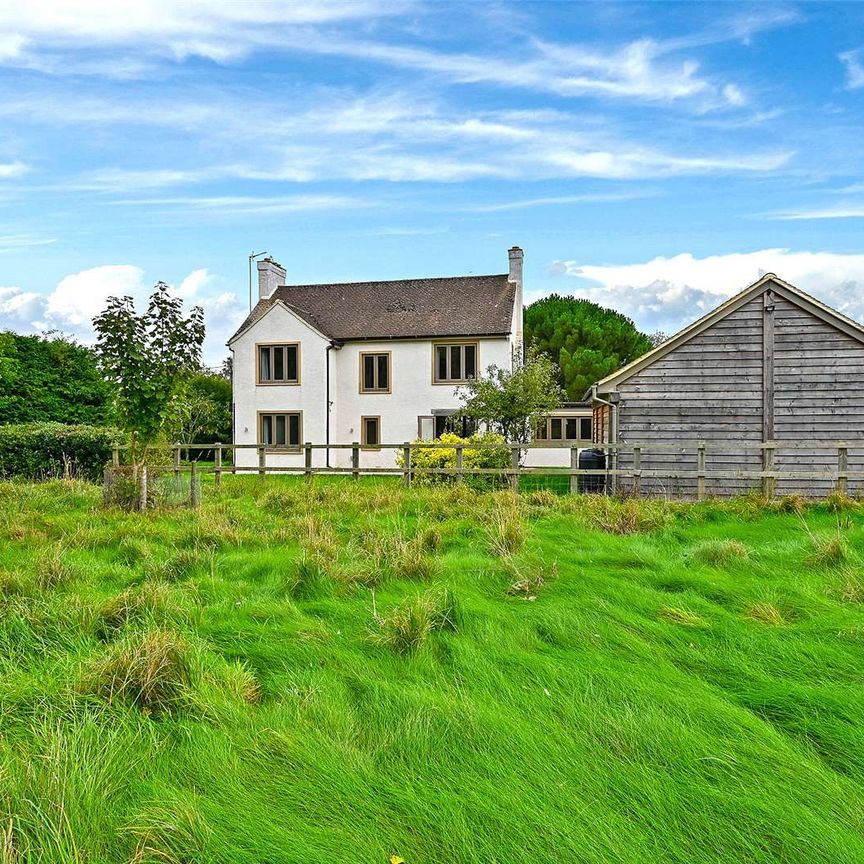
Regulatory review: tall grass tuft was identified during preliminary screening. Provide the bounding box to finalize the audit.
[96,582,184,639]
[80,628,196,717]
[370,587,458,654]
[659,605,707,627]
[34,545,75,589]
[571,496,672,535]
[746,602,786,625]
[126,797,211,864]
[688,539,749,566]
[808,533,849,567]
[486,499,526,557]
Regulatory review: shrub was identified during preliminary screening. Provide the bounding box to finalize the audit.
[80,628,196,716]
[396,432,510,483]
[0,423,118,481]
[370,587,458,654]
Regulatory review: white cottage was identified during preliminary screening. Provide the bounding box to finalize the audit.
[228,247,525,469]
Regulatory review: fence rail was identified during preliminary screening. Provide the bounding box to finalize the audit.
[107,439,864,501]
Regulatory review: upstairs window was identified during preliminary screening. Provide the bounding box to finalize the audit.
[360,352,390,393]
[260,412,301,450]
[535,414,593,442]
[258,343,299,384]
[433,342,477,383]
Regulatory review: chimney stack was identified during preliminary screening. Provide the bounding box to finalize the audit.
[508,246,524,359]
[257,256,286,299]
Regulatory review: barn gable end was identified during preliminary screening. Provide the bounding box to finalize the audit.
[595,275,864,497]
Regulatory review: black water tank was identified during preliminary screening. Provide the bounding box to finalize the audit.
[578,448,607,493]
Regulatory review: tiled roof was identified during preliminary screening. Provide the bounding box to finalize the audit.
[228,273,516,343]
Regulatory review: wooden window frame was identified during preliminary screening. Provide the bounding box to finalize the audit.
[256,342,301,385]
[533,414,593,445]
[361,415,381,450]
[258,411,303,452]
[358,351,392,394]
[431,341,479,385]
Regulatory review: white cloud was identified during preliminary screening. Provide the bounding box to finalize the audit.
[545,248,864,334]
[0,264,243,364]
[112,194,375,214]
[0,1,399,66]
[0,161,29,178]
[839,48,864,90]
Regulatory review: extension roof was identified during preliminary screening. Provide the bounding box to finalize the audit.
[593,273,864,394]
[228,273,516,344]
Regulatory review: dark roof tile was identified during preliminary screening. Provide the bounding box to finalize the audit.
[228,273,516,343]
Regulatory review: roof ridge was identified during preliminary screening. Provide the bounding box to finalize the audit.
[277,273,509,290]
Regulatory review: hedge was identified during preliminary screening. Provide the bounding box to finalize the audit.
[0,423,119,481]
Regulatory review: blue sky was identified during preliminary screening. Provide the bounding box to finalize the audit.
[2,1,864,362]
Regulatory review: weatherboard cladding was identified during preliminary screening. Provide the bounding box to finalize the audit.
[598,276,864,497]
[230,273,516,343]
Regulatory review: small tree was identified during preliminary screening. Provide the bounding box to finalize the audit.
[457,350,565,445]
[166,372,232,457]
[93,282,205,466]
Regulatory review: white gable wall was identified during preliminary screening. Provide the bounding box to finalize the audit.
[231,303,330,470]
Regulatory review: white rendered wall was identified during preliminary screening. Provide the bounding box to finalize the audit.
[331,336,513,468]
[231,304,331,469]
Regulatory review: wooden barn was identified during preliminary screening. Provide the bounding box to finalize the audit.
[591,274,864,497]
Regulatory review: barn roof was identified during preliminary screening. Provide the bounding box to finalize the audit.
[228,273,516,344]
[593,273,864,394]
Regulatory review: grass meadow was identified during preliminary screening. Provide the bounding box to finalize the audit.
[2,476,864,862]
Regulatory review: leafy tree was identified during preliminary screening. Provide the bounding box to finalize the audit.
[0,331,110,425]
[457,350,565,445]
[524,295,652,400]
[166,372,232,455]
[93,282,204,464]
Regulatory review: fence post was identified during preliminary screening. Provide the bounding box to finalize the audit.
[102,467,113,507]
[173,443,181,482]
[190,459,200,508]
[403,443,412,487]
[112,443,120,468]
[509,446,520,492]
[455,444,464,484]
[632,445,642,496]
[352,442,360,480]
[837,444,849,496]
[697,442,706,501]
[214,442,222,489]
[138,466,148,512]
[762,442,776,498]
[304,442,313,480]
[258,445,266,480]
[231,444,237,475]
[569,445,579,495]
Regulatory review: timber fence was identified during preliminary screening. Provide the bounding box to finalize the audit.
[104,439,864,501]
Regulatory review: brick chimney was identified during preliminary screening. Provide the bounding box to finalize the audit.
[257,256,286,299]
[508,246,524,358]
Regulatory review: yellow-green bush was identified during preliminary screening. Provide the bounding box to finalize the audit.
[396,431,510,482]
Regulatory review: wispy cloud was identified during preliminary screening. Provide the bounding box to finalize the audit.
[111,194,374,215]
[766,204,864,220]
[0,161,29,178]
[0,233,56,251]
[839,48,864,90]
[465,191,654,212]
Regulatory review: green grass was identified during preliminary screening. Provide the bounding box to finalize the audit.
[3,478,864,862]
